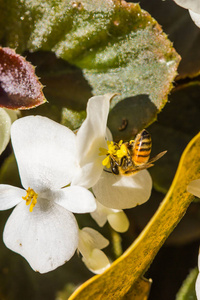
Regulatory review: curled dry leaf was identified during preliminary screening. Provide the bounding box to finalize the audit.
[0,47,46,109]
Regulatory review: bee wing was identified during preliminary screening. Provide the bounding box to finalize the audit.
[134,163,154,172]
[120,150,167,176]
[148,151,167,164]
[121,163,154,176]
[131,151,167,173]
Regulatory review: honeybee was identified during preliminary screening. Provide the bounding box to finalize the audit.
[109,129,166,176]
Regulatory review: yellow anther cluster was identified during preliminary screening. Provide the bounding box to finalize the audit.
[116,143,128,158]
[99,140,127,169]
[22,187,38,212]
[107,141,118,155]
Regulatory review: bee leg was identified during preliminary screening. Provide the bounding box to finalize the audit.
[120,156,132,168]
[103,169,112,174]
[110,159,120,175]
[110,154,120,166]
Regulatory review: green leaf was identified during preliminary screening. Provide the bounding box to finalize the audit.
[108,94,157,141]
[1,0,180,128]
[61,108,86,131]
[68,132,200,299]
[176,268,198,300]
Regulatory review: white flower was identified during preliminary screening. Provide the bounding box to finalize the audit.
[78,227,110,274]
[91,200,129,233]
[0,116,96,273]
[72,94,152,210]
[0,108,18,155]
[189,10,200,28]
[92,169,152,210]
[72,94,112,188]
[173,0,200,28]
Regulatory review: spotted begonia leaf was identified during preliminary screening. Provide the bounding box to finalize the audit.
[0,0,180,129]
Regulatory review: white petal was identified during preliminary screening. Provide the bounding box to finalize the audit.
[189,10,200,27]
[91,200,129,232]
[92,170,152,209]
[79,227,109,250]
[106,127,113,141]
[196,272,200,300]
[73,94,115,188]
[173,0,200,13]
[11,116,78,191]
[76,94,112,162]
[90,201,109,227]
[187,179,200,198]
[78,227,110,274]
[71,160,103,189]
[0,108,11,155]
[90,200,118,227]
[82,248,110,274]
[107,211,129,233]
[0,185,24,210]
[51,186,96,213]
[3,200,78,273]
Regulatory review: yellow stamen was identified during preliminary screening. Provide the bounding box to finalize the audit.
[99,147,108,156]
[22,187,38,212]
[99,141,118,167]
[99,141,118,157]
[116,144,128,158]
[108,141,118,155]
[102,156,111,168]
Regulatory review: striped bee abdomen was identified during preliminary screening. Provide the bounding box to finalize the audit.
[132,129,152,166]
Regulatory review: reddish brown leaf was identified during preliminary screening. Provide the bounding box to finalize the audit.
[0,47,46,109]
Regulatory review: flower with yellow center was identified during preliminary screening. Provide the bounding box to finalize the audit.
[99,139,129,169]
[71,93,152,210]
[0,94,153,274]
[0,116,96,273]
[99,141,118,169]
